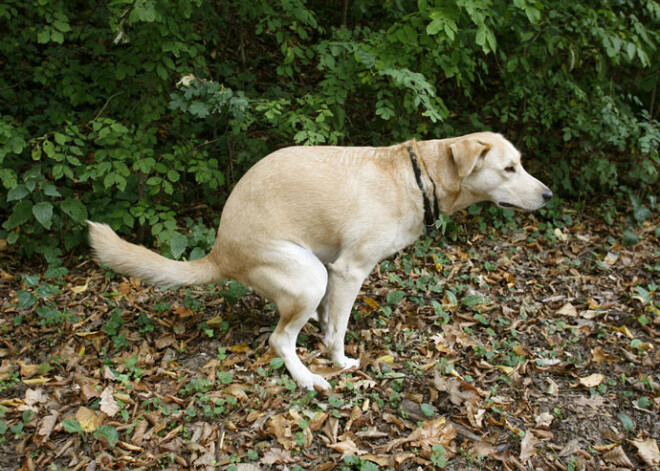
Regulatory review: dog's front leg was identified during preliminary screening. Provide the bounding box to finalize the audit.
[323,261,371,370]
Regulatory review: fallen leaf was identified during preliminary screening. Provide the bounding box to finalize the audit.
[386,417,456,455]
[534,412,554,428]
[591,347,615,363]
[520,430,538,463]
[37,410,59,441]
[327,438,364,458]
[603,445,634,468]
[377,354,394,364]
[228,343,250,353]
[558,439,583,457]
[630,438,660,467]
[24,388,48,406]
[260,448,295,465]
[155,333,176,349]
[578,373,605,388]
[574,395,607,409]
[75,406,103,433]
[361,453,390,466]
[222,384,249,401]
[557,303,577,317]
[610,325,633,338]
[70,278,90,294]
[361,296,380,311]
[18,362,40,379]
[100,387,120,417]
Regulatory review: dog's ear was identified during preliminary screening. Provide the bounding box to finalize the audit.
[450,138,490,177]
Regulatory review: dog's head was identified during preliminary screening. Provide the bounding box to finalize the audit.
[441,132,552,212]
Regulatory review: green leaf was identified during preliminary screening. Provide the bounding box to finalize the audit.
[618,413,634,432]
[270,357,285,370]
[37,29,50,44]
[32,202,54,229]
[386,290,406,305]
[7,184,30,202]
[525,6,541,24]
[94,425,119,448]
[461,295,487,307]
[3,200,34,230]
[189,101,210,118]
[42,140,55,157]
[328,395,343,408]
[169,232,188,259]
[218,371,233,385]
[420,403,435,417]
[61,198,88,223]
[62,419,84,435]
[16,290,37,309]
[622,229,640,246]
[41,182,61,197]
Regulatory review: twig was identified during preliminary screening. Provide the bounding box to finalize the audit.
[93,91,126,121]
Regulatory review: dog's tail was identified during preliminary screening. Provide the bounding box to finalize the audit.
[87,221,223,288]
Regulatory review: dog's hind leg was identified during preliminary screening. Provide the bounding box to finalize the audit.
[245,243,330,390]
[322,258,373,370]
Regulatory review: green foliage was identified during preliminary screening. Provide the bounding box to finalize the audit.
[1,0,658,259]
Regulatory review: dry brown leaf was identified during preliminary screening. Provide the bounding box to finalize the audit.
[603,445,634,468]
[266,414,296,450]
[222,383,248,401]
[100,387,120,417]
[630,438,660,467]
[610,324,634,338]
[464,400,486,428]
[37,410,59,441]
[557,303,577,317]
[260,448,295,465]
[386,417,456,454]
[228,342,250,353]
[546,378,559,396]
[361,453,391,467]
[24,388,48,407]
[578,373,605,388]
[591,346,615,363]
[534,411,554,428]
[470,441,498,459]
[155,333,176,349]
[18,362,40,379]
[558,439,583,457]
[131,419,149,446]
[327,438,364,458]
[432,372,480,406]
[23,377,50,385]
[520,430,538,463]
[70,278,90,294]
[574,395,606,409]
[75,406,103,433]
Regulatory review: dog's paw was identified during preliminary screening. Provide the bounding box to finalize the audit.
[336,356,360,371]
[297,373,331,391]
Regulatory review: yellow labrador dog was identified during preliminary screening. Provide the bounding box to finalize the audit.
[88,132,552,390]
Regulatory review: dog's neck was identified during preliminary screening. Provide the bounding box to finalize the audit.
[414,140,466,217]
[406,140,439,227]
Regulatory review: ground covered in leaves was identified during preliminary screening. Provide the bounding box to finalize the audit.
[0,205,658,471]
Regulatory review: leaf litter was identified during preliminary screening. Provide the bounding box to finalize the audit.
[0,208,658,470]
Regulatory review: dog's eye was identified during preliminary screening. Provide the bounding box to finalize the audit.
[505,166,516,173]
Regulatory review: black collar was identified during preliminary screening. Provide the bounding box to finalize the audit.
[407,144,439,228]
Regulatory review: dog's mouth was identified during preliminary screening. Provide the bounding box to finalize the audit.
[497,201,536,212]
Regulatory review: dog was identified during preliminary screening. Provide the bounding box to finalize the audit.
[88,132,552,390]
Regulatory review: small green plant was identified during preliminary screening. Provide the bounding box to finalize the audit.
[430,443,448,468]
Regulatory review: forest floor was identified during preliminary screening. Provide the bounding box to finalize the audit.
[0,203,658,471]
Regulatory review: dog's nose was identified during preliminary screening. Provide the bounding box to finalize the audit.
[542,189,553,202]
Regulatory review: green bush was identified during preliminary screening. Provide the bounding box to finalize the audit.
[1,0,658,259]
